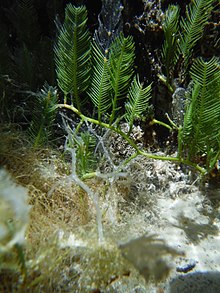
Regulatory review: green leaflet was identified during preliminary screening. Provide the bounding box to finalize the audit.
[161,0,215,91]
[125,75,152,134]
[88,42,112,122]
[28,83,58,147]
[179,0,214,71]
[88,34,136,125]
[162,5,180,86]
[108,33,135,124]
[67,129,97,177]
[54,5,91,108]
[181,57,220,171]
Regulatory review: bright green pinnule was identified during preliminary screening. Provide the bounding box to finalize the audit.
[179,0,214,72]
[181,57,220,171]
[88,42,112,122]
[28,83,58,147]
[108,33,135,125]
[125,75,152,134]
[88,34,135,125]
[66,129,97,177]
[161,0,215,91]
[161,5,180,91]
[54,4,91,108]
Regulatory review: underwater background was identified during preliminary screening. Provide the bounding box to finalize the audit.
[0,0,220,292]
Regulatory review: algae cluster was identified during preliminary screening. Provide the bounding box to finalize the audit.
[0,124,184,292]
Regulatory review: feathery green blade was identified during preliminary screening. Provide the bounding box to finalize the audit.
[179,0,214,71]
[108,33,135,124]
[87,41,112,121]
[190,56,220,86]
[54,4,91,108]
[28,83,58,147]
[67,130,97,177]
[181,57,220,170]
[125,75,152,133]
[162,5,180,85]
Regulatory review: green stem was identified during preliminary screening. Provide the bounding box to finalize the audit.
[75,119,84,134]
[57,103,207,175]
[64,93,67,104]
[165,113,179,129]
[158,74,174,93]
[58,103,139,150]
[150,118,173,130]
[177,126,183,158]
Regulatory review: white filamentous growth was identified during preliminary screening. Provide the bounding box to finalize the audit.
[86,123,115,169]
[66,147,104,243]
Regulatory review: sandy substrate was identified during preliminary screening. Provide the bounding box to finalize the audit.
[56,153,220,292]
[121,157,220,293]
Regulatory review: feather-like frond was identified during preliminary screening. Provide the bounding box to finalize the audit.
[67,129,97,176]
[181,57,220,170]
[87,42,112,121]
[28,83,58,147]
[162,5,180,83]
[190,56,220,86]
[125,75,152,133]
[181,82,199,149]
[76,131,97,176]
[54,5,91,108]
[108,33,135,124]
[179,0,214,70]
